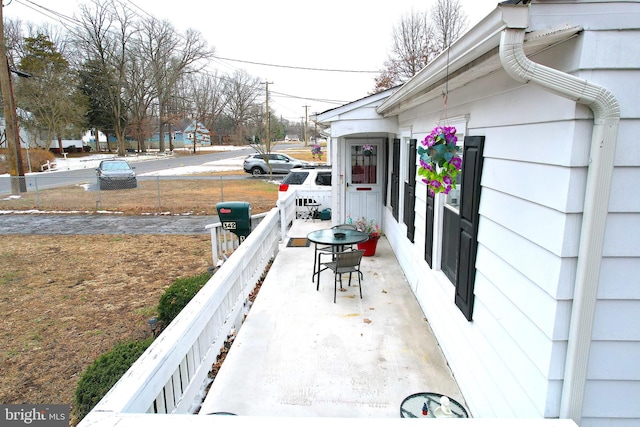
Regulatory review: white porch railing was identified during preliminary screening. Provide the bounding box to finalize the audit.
[77,189,578,427]
[205,187,330,267]
[206,212,269,266]
[78,207,281,426]
[277,189,332,240]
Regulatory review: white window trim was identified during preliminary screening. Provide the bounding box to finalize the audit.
[398,129,412,226]
[432,115,468,273]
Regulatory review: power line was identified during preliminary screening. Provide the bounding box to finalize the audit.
[13,0,81,26]
[269,90,349,105]
[9,0,359,117]
[212,55,379,74]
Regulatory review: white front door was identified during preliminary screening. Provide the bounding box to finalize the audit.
[345,139,383,224]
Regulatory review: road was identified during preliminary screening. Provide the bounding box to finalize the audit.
[0,147,257,194]
[0,143,305,233]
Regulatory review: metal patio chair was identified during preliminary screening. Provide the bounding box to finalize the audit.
[318,249,365,303]
[312,224,358,282]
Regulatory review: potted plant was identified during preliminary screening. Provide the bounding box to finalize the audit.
[348,216,382,256]
[362,144,374,156]
[417,126,463,197]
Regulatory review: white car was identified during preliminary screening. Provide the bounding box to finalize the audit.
[278,167,332,193]
[278,167,332,220]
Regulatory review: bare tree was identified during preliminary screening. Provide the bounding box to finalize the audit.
[3,18,25,69]
[124,46,156,153]
[224,69,261,144]
[182,72,228,151]
[139,17,213,152]
[373,9,435,92]
[73,0,135,155]
[373,1,467,93]
[431,0,468,52]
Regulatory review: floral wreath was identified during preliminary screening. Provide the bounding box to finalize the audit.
[362,144,374,155]
[311,144,323,159]
[417,126,462,196]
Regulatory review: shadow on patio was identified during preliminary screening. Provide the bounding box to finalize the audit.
[199,219,466,417]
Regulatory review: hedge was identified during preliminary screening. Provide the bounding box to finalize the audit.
[157,272,212,326]
[74,337,153,421]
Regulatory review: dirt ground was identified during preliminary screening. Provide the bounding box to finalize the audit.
[0,234,213,414]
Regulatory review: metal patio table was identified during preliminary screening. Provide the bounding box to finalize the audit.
[307,228,369,282]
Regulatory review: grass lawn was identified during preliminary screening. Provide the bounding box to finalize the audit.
[0,158,295,423]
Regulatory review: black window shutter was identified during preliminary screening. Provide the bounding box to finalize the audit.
[404,139,417,242]
[391,139,400,221]
[383,138,389,206]
[424,191,435,268]
[454,136,485,321]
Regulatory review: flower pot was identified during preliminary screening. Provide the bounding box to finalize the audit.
[357,237,379,256]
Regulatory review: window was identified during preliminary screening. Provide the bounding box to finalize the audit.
[351,144,377,184]
[315,172,331,186]
[282,172,308,185]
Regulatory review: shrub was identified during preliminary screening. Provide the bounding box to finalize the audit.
[74,337,153,421]
[0,148,56,174]
[157,272,212,325]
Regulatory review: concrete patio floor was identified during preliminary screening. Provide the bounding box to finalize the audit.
[199,219,467,418]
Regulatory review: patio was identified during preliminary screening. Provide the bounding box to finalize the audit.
[199,219,466,417]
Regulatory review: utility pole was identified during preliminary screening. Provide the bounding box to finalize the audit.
[0,4,26,194]
[262,81,273,153]
[303,105,310,146]
[313,112,318,143]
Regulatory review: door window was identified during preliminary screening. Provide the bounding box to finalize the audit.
[351,144,377,184]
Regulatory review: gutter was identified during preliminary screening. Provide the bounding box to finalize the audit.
[498,4,620,424]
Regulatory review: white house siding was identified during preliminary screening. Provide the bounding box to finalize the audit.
[383,13,640,425]
[318,2,640,424]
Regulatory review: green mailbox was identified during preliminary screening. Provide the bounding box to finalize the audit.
[216,201,252,241]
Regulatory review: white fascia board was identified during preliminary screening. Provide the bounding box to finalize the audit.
[377,5,534,117]
[317,88,398,124]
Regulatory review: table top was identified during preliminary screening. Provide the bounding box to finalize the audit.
[307,228,369,246]
[400,392,468,418]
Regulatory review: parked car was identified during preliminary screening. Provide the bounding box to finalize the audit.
[243,153,308,175]
[278,166,332,194]
[278,166,332,218]
[96,159,137,190]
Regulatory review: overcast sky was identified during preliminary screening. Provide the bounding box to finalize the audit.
[4,0,499,122]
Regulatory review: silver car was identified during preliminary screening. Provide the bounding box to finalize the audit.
[243,153,308,175]
[96,159,137,190]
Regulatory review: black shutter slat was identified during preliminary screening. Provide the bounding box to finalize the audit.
[404,139,417,242]
[454,136,485,321]
[383,138,389,206]
[391,139,400,220]
[425,191,434,267]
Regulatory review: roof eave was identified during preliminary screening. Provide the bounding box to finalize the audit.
[376,4,529,117]
[316,87,399,123]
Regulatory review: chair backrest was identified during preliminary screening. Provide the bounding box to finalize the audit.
[333,224,357,231]
[335,250,364,269]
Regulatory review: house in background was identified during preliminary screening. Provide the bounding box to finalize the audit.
[317,1,639,426]
[148,119,211,149]
[182,120,211,146]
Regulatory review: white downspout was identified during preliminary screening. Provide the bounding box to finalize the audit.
[498,7,620,424]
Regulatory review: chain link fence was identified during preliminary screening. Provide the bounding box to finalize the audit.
[0,175,278,215]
